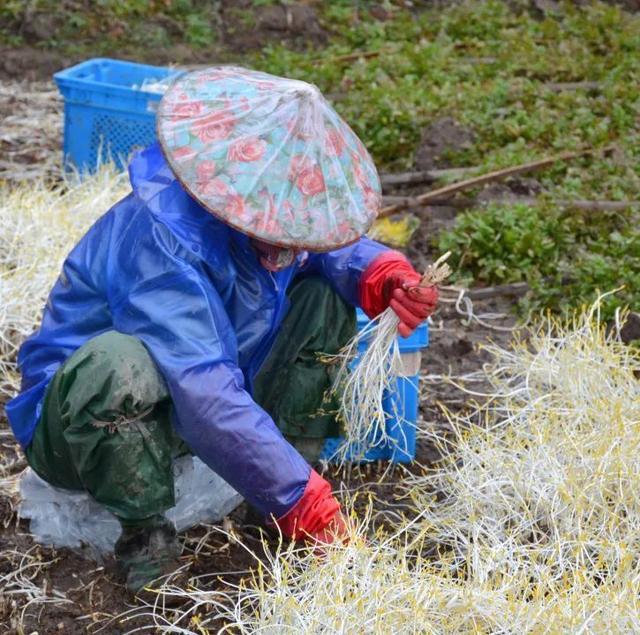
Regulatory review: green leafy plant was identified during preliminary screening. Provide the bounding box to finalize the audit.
[438,202,572,285]
[438,202,639,319]
[184,13,214,48]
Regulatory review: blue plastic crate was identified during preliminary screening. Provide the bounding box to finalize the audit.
[320,310,429,464]
[54,58,183,171]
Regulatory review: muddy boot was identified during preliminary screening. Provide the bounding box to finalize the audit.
[114,515,181,594]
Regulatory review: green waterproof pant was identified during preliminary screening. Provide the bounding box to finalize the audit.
[25,277,355,523]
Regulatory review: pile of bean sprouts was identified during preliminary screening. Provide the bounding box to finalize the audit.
[407,297,640,621]
[119,300,640,634]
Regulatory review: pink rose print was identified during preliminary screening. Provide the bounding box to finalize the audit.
[258,217,282,237]
[228,137,267,162]
[191,110,236,143]
[196,68,234,85]
[288,155,314,181]
[197,177,229,198]
[336,221,353,235]
[224,193,246,218]
[173,145,197,162]
[196,160,217,183]
[355,136,369,160]
[251,190,282,235]
[260,189,277,218]
[170,100,204,121]
[351,154,367,188]
[363,187,380,213]
[325,129,346,157]
[297,166,326,197]
[280,200,295,223]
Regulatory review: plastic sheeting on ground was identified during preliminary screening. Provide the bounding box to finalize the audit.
[18,455,243,556]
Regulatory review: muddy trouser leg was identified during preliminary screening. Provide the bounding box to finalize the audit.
[252,276,357,464]
[25,331,182,527]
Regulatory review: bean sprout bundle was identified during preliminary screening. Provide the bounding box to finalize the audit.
[329,253,451,463]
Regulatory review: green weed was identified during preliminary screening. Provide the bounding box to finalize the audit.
[438,202,639,319]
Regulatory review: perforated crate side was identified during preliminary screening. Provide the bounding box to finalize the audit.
[63,102,158,171]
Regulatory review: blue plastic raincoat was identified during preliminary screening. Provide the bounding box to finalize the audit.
[6,143,388,518]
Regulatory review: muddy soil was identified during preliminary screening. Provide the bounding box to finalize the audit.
[2,0,636,83]
[0,0,328,83]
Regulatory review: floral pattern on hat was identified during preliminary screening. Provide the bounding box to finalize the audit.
[157,66,381,251]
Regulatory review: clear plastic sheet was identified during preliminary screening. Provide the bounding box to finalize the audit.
[157,66,381,251]
[18,455,243,556]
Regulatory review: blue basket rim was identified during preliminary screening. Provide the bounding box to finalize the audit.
[54,57,177,80]
[54,58,184,99]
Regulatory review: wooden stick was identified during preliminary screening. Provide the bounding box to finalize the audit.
[315,48,387,65]
[378,145,616,218]
[544,81,602,92]
[381,195,472,208]
[459,56,498,65]
[334,50,382,63]
[380,195,639,213]
[380,167,475,187]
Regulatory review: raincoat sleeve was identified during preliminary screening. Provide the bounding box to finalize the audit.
[303,236,396,308]
[109,224,312,520]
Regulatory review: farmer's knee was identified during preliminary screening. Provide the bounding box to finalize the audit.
[57,331,169,427]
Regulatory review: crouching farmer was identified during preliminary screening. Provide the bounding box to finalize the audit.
[5,67,438,592]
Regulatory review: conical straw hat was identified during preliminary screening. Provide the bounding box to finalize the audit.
[157,66,381,251]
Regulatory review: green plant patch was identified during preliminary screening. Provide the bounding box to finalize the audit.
[238,1,639,218]
[438,202,639,319]
[437,202,572,285]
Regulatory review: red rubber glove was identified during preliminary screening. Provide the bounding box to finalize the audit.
[308,510,349,545]
[387,278,439,338]
[270,470,346,544]
[360,251,439,338]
